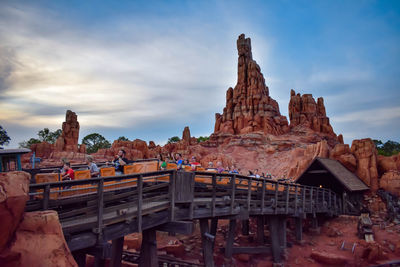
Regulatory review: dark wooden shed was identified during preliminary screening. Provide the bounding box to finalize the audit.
[296,157,369,215]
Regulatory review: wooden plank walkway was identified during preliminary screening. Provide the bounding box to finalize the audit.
[27,169,342,267]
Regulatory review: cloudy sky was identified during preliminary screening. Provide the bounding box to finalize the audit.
[1,0,399,147]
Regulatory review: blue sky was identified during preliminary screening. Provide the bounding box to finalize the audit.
[1,0,399,147]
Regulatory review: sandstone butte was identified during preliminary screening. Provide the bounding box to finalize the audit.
[23,33,400,196]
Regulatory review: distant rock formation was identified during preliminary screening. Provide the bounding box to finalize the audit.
[214,34,289,135]
[182,126,191,143]
[288,89,335,136]
[55,110,81,152]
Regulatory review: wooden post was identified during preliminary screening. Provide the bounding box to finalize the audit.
[97,179,104,242]
[285,185,290,214]
[212,174,216,217]
[241,220,249,236]
[137,175,143,232]
[225,219,236,258]
[110,236,124,267]
[170,171,176,221]
[278,217,287,248]
[261,179,266,214]
[294,185,298,216]
[247,177,252,212]
[230,175,236,214]
[199,219,215,267]
[94,244,105,267]
[43,184,50,210]
[139,228,158,267]
[312,217,318,229]
[210,218,218,250]
[295,217,303,241]
[310,187,313,213]
[302,186,306,215]
[256,216,264,244]
[268,216,282,263]
[274,182,279,214]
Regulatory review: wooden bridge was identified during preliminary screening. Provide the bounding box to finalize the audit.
[27,169,343,267]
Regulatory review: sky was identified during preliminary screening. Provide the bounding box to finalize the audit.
[1,0,399,148]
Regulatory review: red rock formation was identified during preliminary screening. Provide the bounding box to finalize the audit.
[0,211,77,267]
[55,110,80,152]
[213,34,289,136]
[0,171,30,252]
[379,171,400,196]
[288,89,335,136]
[30,141,53,158]
[330,144,357,172]
[377,154,399,175]
[93,139,151,161]
[351,138,379,191]
[182,126,191,143]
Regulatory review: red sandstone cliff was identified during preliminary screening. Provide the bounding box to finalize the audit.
[213,34,289,136]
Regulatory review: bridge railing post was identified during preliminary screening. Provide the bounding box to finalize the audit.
[212,173,216,217]
[261,178,265,214]
[274,181,279,214]
[43,184,50,210]
[137,174,143,232]
[96,178,104,242]
[230,175,236,214]
[169,170,176,221]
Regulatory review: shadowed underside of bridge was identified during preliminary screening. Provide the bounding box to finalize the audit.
[27,170,343,267]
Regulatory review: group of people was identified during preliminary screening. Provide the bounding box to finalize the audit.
[58,150,276,182]
[59,149,127,181]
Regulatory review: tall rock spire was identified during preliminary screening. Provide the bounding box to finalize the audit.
[214,34,289,135]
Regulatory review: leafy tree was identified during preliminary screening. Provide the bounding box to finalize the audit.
[197,136,210,143]
[373,139,400,156]
[117,136,129,141]
[82,133,111,154]
[19,138,41,149]
[0,125,11,148]
[167,136,180,144]
[38,128,62,143]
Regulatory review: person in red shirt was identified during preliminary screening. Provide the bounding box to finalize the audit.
[190,156,201,171]
[62,162,74,181]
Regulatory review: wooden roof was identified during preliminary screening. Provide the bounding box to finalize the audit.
[296,157,369,192]
[0,148,31,155]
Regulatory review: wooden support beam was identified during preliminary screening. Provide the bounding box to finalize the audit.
[295,217,303,241]
[241,220,249,236]
[72,250,86,267]
[94,244,106,267]
[139,228,158,267]
[312,217,318,229]
[261,178,266,214]
[210,218,218,250]
[96,179,104,242]
[256,216,265,244]
[212,174,216,217]
[307,170,328,174]
[157,221,194,235]
[267,216,282,263]
[225,219,236,258]
[278,217,287,248]
[43,184,50,210]
[170,171,176,221]
[110,236,124,267]
[199,219,215,267]
[274,183,279,214]
[230,175,236,214]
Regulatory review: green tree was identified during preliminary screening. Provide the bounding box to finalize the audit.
[373,139,400,156]
[19,138,41,149]
[38,128,62,143]
[0,125,11,148]
[197,136,210,143]
[167,136,180,144]
[82,133,111,154]
[117,136,129,141]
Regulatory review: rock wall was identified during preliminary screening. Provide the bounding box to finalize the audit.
[288,89,335,136]
[213,34,289,136]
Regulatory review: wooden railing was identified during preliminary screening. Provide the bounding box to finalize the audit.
[27,170,342,251]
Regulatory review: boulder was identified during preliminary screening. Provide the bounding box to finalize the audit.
[379,171,400,197]
[0,210,77,267]
[182,126,191,144]
[0,171,30,252]
[351,138,378,191]
[310,251,348,265]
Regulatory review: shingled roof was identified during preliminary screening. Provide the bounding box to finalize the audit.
[297,157,369,192]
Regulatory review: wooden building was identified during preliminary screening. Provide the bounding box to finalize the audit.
[296,157,369,215]
[0,148,30,172]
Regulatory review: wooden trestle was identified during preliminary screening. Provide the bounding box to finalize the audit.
[26,170,342,267]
